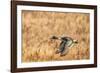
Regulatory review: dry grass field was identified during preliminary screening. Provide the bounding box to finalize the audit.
[22,10,90,62]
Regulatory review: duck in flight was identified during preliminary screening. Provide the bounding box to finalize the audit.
[50,36,78,56]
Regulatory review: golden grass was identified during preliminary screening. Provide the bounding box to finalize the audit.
[22,10,90,62]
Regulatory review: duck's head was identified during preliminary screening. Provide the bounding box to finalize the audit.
[50,36,58,40]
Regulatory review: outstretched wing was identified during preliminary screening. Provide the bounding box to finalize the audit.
[60,44,69,56]
[55,41,64,54]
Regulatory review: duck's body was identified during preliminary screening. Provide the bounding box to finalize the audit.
[50,36,78,56]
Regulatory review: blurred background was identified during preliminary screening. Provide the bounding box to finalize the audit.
[0,0,99,73]
[22,11,90,62]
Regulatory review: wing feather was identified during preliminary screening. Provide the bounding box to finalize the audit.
[60,44,69,56]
